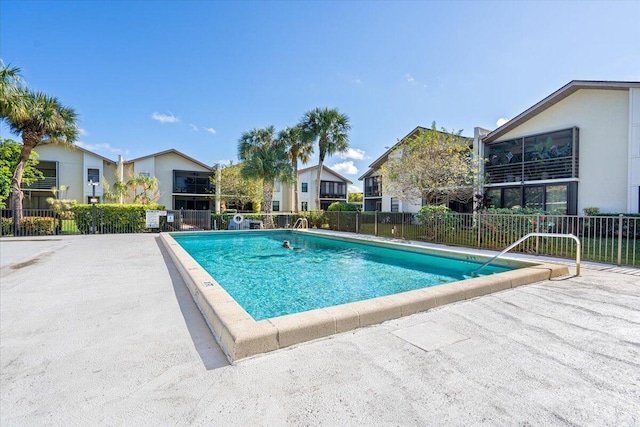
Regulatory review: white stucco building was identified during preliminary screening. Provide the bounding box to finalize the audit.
[272,165,352,212]
[123,149,214,210]
[478,80,640,215]
[20,144,117,208]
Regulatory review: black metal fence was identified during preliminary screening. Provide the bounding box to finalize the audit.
[1,208,637,267]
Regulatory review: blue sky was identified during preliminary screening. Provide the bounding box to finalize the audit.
[1,1,639,191]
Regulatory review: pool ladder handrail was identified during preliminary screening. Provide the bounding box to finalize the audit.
[471,232,580,276]
[293,218,309,229]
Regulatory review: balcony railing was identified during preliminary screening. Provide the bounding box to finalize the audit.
[173,183,212,194]
[21,176,57,190]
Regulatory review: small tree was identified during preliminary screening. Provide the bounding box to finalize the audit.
[347,192,363,203]
[0,138,43,208]
[216,163,262,212]
[380,123,476,207]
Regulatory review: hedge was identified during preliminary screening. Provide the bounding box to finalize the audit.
[72,204,164,234]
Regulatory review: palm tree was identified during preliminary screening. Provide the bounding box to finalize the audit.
[0,63,25,119]
[2,87,78,233]
[238,126,293,228]
[299,107,351,210]
[277,126,313,213]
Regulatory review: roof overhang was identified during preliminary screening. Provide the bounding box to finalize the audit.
[483,80,640,143]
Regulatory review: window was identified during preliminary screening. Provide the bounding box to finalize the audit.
[364,176,382,197]
[391,198,399,212]
[485,183,576,214]
[87,168,100,183]
[301,201,308,211]
[139,171,150,178]
[272,201,280,212]
[320,181,346,198]
[485,127,579,184]
[301,182,308,193]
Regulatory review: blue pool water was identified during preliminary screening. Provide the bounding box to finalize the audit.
[172,231,513,320]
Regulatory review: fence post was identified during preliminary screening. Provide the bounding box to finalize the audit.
[535,214,540,255]
[617,214,623,266]
[356,211,359,234]
[476,213,481,249]
[374,211,378,236]
[401,213,405,239]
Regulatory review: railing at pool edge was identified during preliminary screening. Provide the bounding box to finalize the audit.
[472,232,581,276]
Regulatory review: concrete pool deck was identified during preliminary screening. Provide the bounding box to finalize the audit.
[1,234,639,425]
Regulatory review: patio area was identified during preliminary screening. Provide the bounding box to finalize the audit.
[1,234,638,425]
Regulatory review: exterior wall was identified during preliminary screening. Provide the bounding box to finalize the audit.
[629,88,640,212]
[32,145,106,204]
[277,166,350,211]
[492,89,630,214]
[152,152,212,210]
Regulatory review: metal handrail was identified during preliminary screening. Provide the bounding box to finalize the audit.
[293,218,308,229]
[471,232,580,276]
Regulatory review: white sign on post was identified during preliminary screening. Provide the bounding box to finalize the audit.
[146,210,160,228]
[167,213,174,223]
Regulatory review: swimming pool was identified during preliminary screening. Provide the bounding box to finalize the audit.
[172,231,512,320]
[160,230,568,362]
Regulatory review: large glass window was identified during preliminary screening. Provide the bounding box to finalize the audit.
[391,198,399,212]
[546,185,568,214]
[364,176,382,197]
[503,188,521,208]
[485,127,578,184]
[320,181,346,198]
[272,200,280,212]
[485,183,575,214]
[301,182,308,192]
[524,186,544,210]
[301,201,308,211]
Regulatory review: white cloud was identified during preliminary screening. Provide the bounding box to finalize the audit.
[348,184,362,193]
[189,124,198,131]
[204,127,217,135]
[76,141,128,156]
[330,160,358,175]
[216,159,233,167]
[151,112,180,123]
[496,117,509,127]
[77,128,88,136]
[354,78,362,84]
[405,74,415,84]
[338,148,365,160]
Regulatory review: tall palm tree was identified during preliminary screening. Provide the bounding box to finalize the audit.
[2,87,78,233]
[299,107,351,210]
[277,126,313,213]
[238,126,293,228]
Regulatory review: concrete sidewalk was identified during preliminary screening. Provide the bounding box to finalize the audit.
[1,234,639,426]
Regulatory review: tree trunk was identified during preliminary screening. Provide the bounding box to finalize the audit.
[11,136,38,235]
[262,180,274,229]
[315,157,324,210]
[292,157,299,214]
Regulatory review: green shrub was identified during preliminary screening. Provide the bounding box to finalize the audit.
[1,217,12,236]
[20,216,56,235]
[299,210,327,229]
[72,204,164,234]
[326,202,359,212]
[582,207,600,216]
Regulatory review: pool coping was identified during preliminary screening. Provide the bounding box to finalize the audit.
[159,230,569,363]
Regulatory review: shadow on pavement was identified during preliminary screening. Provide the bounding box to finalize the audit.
[155,237,230,370]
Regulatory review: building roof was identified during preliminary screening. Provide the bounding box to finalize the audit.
[124,148,214,171]
[52,144,117,165]
[297,164,353,184]
[483,80,640,143]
